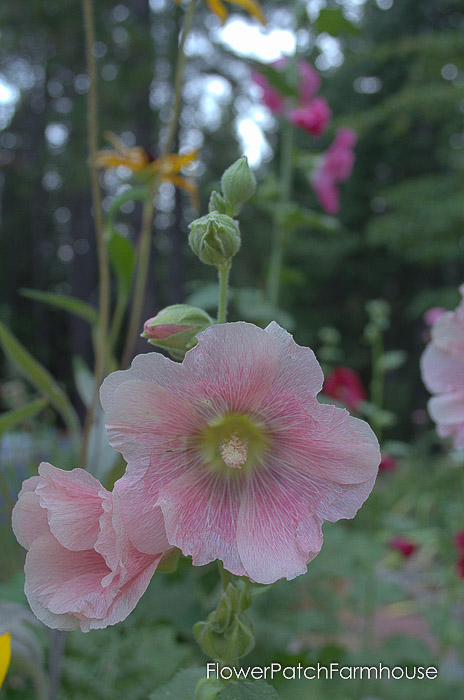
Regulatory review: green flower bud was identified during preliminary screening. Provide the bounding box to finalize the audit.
[208,190,227,214]
[193,583,255,665]
[221,156,256,214]
[141,304,212,359]
[189,213,241,267]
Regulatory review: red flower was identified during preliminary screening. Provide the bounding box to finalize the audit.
[323,366,367,412]
[389,537,417,558]
[454,530,464,555]
[458,558,464,579]
[379,453,397,473]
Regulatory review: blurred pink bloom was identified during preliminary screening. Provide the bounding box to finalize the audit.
[297,60,321,102]
[420,285,464,448]
[12,463,168,631]
[289,98,331,136]
[251,71,286,114]
[423,307,446,328]
[389,537,417,558]
[101,322,380,585]
[309,128,357,214]
[455,530,464,554]
[379,453,397,473]
[323,366,367,412]
[458,558,464,578]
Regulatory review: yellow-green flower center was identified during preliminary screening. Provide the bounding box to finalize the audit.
[194,413,270,475]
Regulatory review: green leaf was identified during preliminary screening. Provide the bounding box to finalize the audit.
[0,398,47,437]
[220,680,281,699]
[20,288,98,325]
[149,667,204,700]
[315,8,359,36]
[107,229,136,299]
[0,321,81,455]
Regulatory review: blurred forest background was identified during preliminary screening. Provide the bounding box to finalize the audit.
[1,0,464,698]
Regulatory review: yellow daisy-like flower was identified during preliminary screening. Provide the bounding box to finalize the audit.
[0,633,11,688]
[174,0,265,25]
[96,133,199,207]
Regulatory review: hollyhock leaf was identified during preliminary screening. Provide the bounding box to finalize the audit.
[107,229,136,300]
[149,667,204,700]
[315,8,359,36]
[0,398,47,438]
[19,288,98,325]
[220,680,281,699]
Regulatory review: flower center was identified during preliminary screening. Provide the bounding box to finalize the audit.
[219,432,248,469]
[193,413,270,475]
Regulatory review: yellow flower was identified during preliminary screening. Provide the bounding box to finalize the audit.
[96,133,199,207]
[0,633,11,688]
[174,0,265,25]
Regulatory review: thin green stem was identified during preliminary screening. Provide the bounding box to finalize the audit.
[80,0,111,468]
[266,120,294,311]
[108,294,127,360]
[121,194,156,368]
[217,262,230,324]
[218,561,233,590]
[370,330,384,442]
[163,0,196,156]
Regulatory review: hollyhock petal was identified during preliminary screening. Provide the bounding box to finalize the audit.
[36,463,105,551]
[263,321,324,400]
[310,169,339,214]
[25,582,81,632]
[289,98,331,136]
[421,344,464,394]
[316,476,377,521]
[431,310,464,356]
[105,380,204,464]
[183,322,279,414]
[428,391,464,427]
[157,468,245,576]
[423,306,446,327]
[11,477,49,549]
[236,467,323,584]
[112,471,170,556]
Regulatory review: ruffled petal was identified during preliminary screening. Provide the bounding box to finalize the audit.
[11,477,49,550]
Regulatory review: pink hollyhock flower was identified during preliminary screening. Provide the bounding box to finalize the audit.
[420,285,464,448]
[251,71,286,114]
[379,453,397,473]
[309,128,357,214]
[423,306,446,328]
[297,60,321,103]
[289,98,331,137]
[101,322,380,585]
[12,463,169,631]
[323,366,367,413]
[389,537,417,558]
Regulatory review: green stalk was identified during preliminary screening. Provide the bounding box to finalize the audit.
[266,120,294,311]
[217,262,231,324]
[80,0,110,467]
[163,0,196,156]
[120,0,196,367]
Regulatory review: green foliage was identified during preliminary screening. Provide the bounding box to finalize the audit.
[220,680,281,699]
[314,8,359,37]
[19,289,98,326]
[0,398,47,437]
[107,230,136,301]
[149,668,204,700]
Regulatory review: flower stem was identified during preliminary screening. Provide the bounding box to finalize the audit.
[266,120,294,312]
[120,0,196,367]
[121,193,156,368]
[217,262,231,324]
[163,0,196,156]
[80,0,110,468]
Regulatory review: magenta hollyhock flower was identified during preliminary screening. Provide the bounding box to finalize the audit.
[455,530,464,554]
[12,463,169,631]
[323,366,367,413]
[309,128,357,214]
[101,322,380,585]
[289,98,331,137]
[379,453,397,473]
[389,537,417,558]
[421,285,464,448]
[251,71,286,114]
[297,60,321,103]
